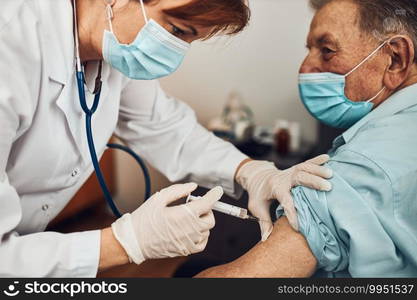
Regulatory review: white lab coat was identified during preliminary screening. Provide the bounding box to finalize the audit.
[0,0,247,277]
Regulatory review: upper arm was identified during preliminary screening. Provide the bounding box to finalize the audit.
[116,80,247,196]
[0,0,40,150]
[286,149,411,277]
[115,79,198,157]
[0,0,39,197]
[196,149,400,278]
[195,217,317,278]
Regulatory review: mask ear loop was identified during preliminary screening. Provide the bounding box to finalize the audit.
[345,40,390,104]
[364,37,406,103]
[105,0,148,33]
[139,0,149,23]
[365,86,386,103]
[365,36,405,103]
[105,1,114,33]
[345,40,388,77]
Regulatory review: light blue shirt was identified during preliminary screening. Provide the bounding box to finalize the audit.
[277,83,417,277]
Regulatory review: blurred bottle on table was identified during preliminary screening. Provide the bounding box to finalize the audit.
[274,120,291,155]
[274,120,302,155]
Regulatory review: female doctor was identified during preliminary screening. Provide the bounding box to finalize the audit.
[0,0,333,277]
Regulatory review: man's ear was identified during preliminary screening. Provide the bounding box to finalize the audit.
[383,35,415,90]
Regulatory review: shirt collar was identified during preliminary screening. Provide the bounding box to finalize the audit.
[342,83,417,143]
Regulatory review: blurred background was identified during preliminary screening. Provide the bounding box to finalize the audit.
[49,0,343,277]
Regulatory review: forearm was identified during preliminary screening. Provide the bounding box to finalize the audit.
[117,81,248,197]
[99,228,130,272]
[195,217,317,278]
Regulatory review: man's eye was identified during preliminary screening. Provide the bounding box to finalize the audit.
[322,47,335,55]
[171,24,186,36]
[321,47,336,60]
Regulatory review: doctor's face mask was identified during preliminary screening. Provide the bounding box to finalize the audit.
[102,0,190,80]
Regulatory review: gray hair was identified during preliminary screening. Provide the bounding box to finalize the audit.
[310,0,417,62]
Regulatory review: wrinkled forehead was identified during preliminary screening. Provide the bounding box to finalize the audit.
[307,0,366,48]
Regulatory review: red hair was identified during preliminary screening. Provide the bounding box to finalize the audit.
[143,0,250,38]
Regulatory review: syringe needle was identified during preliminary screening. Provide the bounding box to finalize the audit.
[246,214,260,222]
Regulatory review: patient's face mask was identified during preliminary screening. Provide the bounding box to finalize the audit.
[102,0,190,80]
[298,41,388,129]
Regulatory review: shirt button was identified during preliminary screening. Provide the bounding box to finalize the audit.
[42,204,49,211]
[71,169,79,177]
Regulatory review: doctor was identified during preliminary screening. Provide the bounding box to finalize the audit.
[0,0,332,277]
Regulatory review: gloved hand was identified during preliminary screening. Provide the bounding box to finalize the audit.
[236,154,333,241]
[111,183,223,265]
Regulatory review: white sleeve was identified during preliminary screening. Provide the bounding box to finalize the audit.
[115,79,248,197]
[0,4,101,277]
[0,87,101,278]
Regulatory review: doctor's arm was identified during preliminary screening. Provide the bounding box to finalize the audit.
[115,80,332,241]
[0,50,104,276]
[115,79,248,197]
[0,76,217,277]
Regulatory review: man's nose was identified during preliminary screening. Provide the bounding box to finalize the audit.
[299,54,321,73]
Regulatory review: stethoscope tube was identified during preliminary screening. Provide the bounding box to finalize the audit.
[107,143,151,201]
[76,70,151,218]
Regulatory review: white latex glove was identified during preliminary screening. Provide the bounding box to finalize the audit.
[111,183,223,265]
[236,154,333,241]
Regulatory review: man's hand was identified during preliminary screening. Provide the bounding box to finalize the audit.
[236,155,333,241]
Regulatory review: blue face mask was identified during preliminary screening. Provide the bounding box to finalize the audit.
[298,41,388,129]
[102,0,190,80]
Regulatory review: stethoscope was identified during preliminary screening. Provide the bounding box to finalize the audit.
[73,1,151,218]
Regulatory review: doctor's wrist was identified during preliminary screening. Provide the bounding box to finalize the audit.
[98,227,130,272]
[234,158,253,182]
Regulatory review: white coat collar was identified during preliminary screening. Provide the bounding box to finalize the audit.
[39,1,113,164]
[38,1,90,162]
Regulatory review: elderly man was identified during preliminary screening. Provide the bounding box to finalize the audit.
[196,0,417,278]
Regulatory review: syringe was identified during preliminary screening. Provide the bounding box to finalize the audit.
[186,195,259,222]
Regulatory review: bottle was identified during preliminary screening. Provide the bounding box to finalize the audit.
[275,120,291,155]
